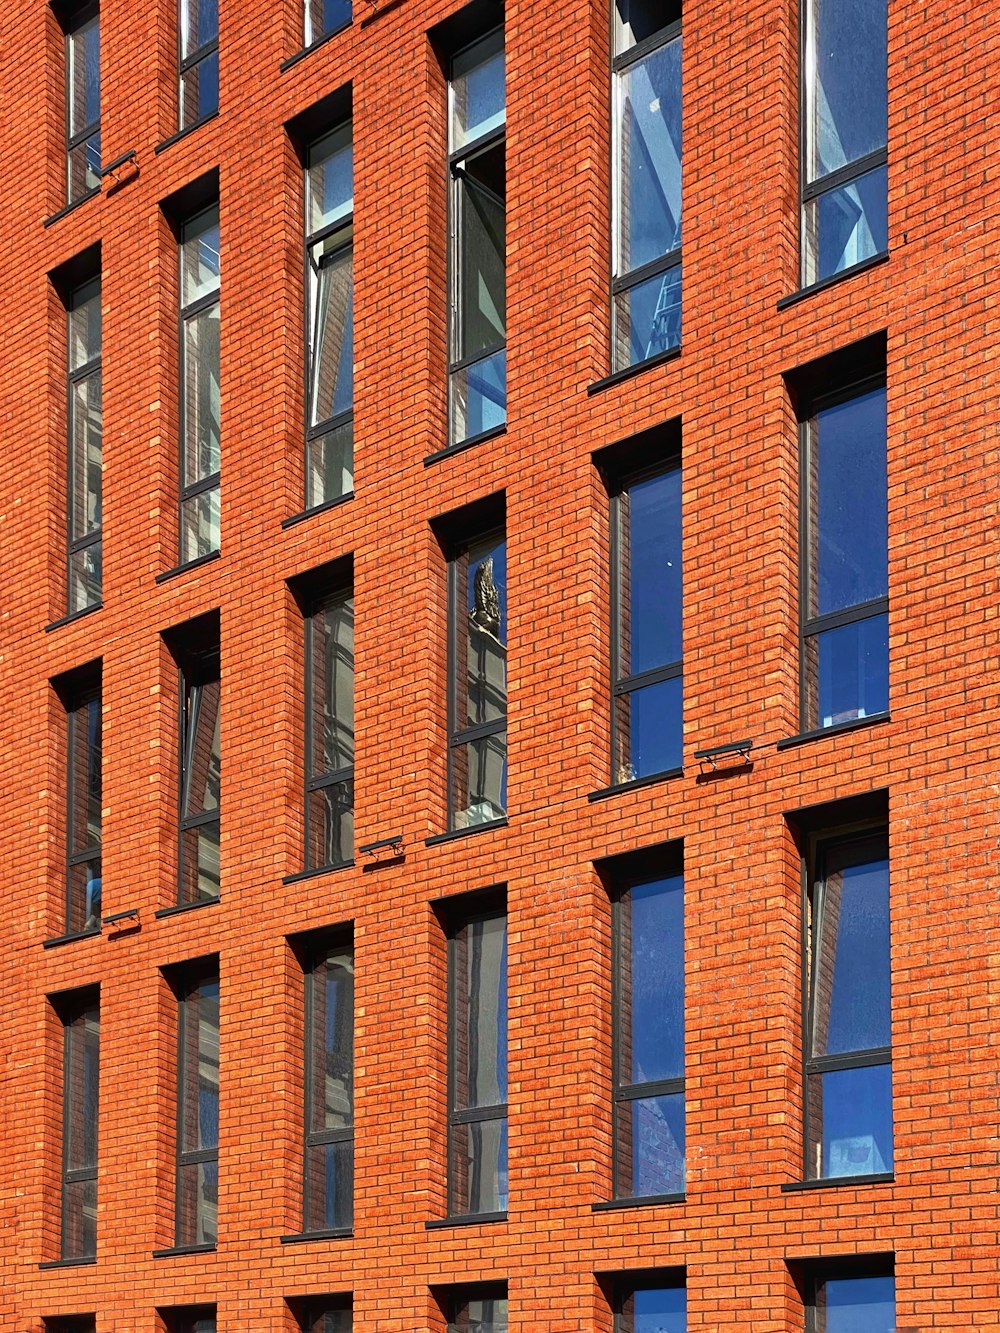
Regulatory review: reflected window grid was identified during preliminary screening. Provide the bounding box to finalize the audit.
[302,942,355,1233]
[178,206,221,563]
[65,278,103,613]
[178,0,219,129]
[60,998,100,1260]
[304,587,355,868]
[178,644,221,905]
[175,974,220,1247]
[65,680,102,936]
[64,4,101,202]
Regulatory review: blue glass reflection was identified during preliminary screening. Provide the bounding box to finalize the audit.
[820,1063,893,1177]
[452,38,505,149]
[807,0,887,179]
[820,1273,895,1333]
[320,0,351,35]
[623,674,682,779]
[629,875,684,1083]
[814,612,888,727]
[617,264,682,368]
[809,165,888,282]
[634,1286,687,1333]
[631,1091,685,1195]
[195,49,219,120]
[627,467,682,674]
[818,850,890,1055]
[453,348,507,442]
[190,0,218,50]
[322,1140,353,1228]
[619,39,682,272]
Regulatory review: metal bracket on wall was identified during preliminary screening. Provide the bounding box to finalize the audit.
[358,835,405,863]
[694,739,754,773]
[102,907,140,932]
[98,149,139,188]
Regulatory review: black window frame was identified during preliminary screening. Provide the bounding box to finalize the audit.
[303,582,355,870]
[62,269,103,614]
[611,1269,687,1331]
[801,1254,895,1333]
[54,987,101,1262]
[172,964,220,1250]
[60,0,101,205]
[167,614,222,907]
[177,0,219,132]
[59,664,103,937]
[443,1281,509,1332]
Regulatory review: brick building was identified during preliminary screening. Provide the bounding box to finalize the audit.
[1,0,998,1328]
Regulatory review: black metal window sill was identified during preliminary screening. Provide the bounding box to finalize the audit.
[151,1242,217,1258]
[360,0,404,23]
[155,549,221,584]
[45,602,102,634]
[154,111,220,156]
[425,1211,507,1230]
[154,896,220,920]
[38,1255,97,1269]
[282,860,354,886]
[592,1192,685,1212]
[43,927,101,950]
[588,766,683,802]
[776,251,889,311]
[588,345,680,396]
[425,817,508,848]
[282,490,354,530]
[280,19,351,70]
[424,424,507,467]
[44,188,100,229]
[777,711,889,751]
[781,1172,893,1193]
[280,1227,352,1243]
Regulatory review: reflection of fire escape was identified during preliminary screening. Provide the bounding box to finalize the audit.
[461,558,507,825]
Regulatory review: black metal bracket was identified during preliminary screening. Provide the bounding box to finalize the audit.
[358,835,405,862]
[694,739,753,771]
[98,149,138,185]
[102,907,140,930]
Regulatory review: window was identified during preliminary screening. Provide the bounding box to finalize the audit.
[610,458,682,783]
[801,0,887,284]
[445,1285,508,1333]
[304,0,350,47]
[447,908,508,1217]
[57,993,100,1260]
[178,205,221,563]
[804,1258,895,1333]
[800,377,887,731]
[174,971,219,1247]
[304,587,354,868]
[177,633,221,905]
[612,859,685,1199]
[614,1276,686,1332]
[304,125,354,510]
[612,0,682,371]
[65,275,103,612]
[299,1303,351,1333]
[302,937,354,1232]
[44,1319,96,1333]
[63,2,100,202]
[178,0,218,130]
[162,1309,216,1333]
[448,28,506,447]
[447,527,507,831]
[62,673,102,935]
[805,830,891,1180]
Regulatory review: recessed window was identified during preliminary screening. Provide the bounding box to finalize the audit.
[64,273,103,612]
[302,935,354,1232]
[55,991,100,1260]
[614,1274,686,1332]
[162,1307,217,1333]
[178,204,221,562]
[62,1,101,201]
[612,0,682,370]
[444,1284,508,1332]
[60,668,102,935]
[178,0,218,129]
[167,616,221,905]
[304,0,350,47]
[801,0,887,283]
[173,969,220,1247]
[304,586,354,868]
[44,1318,96,1333]
[803,1258,895,1332]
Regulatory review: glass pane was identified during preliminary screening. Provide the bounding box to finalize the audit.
[180,821,220,903]
[451,1116,508,1214]
[815,1273,895,1333]
[304,1308,352,1333]
[614,0,680,53]
[62,1175,97,1259]
[807,612,888,730]
[306,420,354,509]
[613,263,681,370]
[180,0,218,57]
[454,141,506,362]
[624,1286,687,1333]
[68,859,102,934]
[306,780,354,868]
[304,1139,353,1231]
[181,210,221,307]
[177,1158,218,1245]
[450,31,505,151]
[183,678,221,817]
[613,674,682,783]
[454,915,507,1109]
[70,372,102,542]
[309,244,354,427]
[65,1007,100,1170]
[306,125,353,234]
[69,542,102,613]
[181,487,221,563]
[182,304,221,485]
[180,49,219,128]
[811,836,890,1056]
[450,348,506,444]
[449,1295,508,1333]
[69,288,101,370]
[616,1091,685,1197]
[67,17,100,135]
[805,0,887,181]
[450,732,507,829]
[803,164,888,285]
[68,131,101,201]
[458,535,507,728]
[809,1062,892,1178]
[180,980,220,1152]
[308,949,354,1132]
[310,595,354,773]
[616,38,682,274]
[69,695,102,853]
[620,467,681,676]
[304,0,351,43]
[621,875,684,1085]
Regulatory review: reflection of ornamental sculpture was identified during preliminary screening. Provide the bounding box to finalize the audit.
[470,556,501,637]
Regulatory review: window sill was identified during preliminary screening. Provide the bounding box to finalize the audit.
[43,927,101,950]
[781,1173,893,1193]
[280,1227,352,1243]
[776,711,890,751]
[155,549,221,584]
[281,490,354,529]
[425,1211,507,1230]
[592,1192,685,1212]
[151,1243,217,1258]
[424,425,507,467]
[154,896,220,920]
[45,602,102,633]
[282,860,354,886]
[587,345,680,396]
[43,188,100,229]
[279,19,351,71]
[360,0,404,24]
[425,818,508,847]
[776,251,889,311]
[38,1255,97,1269]
[588,766,683,802]
[154,111,220,156]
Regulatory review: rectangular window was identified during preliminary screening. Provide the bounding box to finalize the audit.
[175,972,220,1247]
[611,459,682,783]
[178,0,218,130]
[448,528,507,830]
[612,862,685,1199]
[299,1301,351,1333]
[614,1276,686,1332]
[612,0,682,371]
[801,0,887,284]
[44,1319,96,1333]
[448,910,508,1217]
[63,675,102,936]
[304,588,354,868]
[177,637,221,905]
[304,0,350,47]
[66,276,103,612]
[800,377,887,731]
[446,1286,508,1333]
[178,205,221,563]
[58,994,100,1260]
[304,125,354,510]
[64,2,100,202]
[163,1309,217,1333]
[805,830,891,1180]
[804,1258,895,1332]
[302,938,354,1232]
[448,28,506,447]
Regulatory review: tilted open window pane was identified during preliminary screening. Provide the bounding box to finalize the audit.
[176,976,219,1245]
[61,1000,100,1259]
[179,650,221,904]
[309,243,354,427]
[66,687,102,934]
[304,944,354,1231]
[66,9,100,201]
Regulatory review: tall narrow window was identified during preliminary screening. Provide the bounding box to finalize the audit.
[805,830,891,1180]
[178,0,218,130]
[614,1277,686,1333]
[178,639,221,904]
[612,0,682,371]
[304,126,354,510]
[64,2,100,202]
[613,864,685,1200]
[611,459,682,784]
[448,909,508,1218]
[448,28,506,447]
[59,994,100,1260]
[305,588,354,868]
[448,528,507,830]
[304,0,350,48]
[66,276,103,612]
[802,0,887,284]
[446,1287,508,1333]
[804,1258,895,1332]
[179,205,221,563]
[801,378,888,730]
[303,939,354,1232]
[299,1301,351,1333]
[175,972,219,1248]
[64,675,102,935]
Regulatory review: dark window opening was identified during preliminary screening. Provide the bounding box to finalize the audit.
[54,990,100,1260]
[304,585,355,869]
[57,666,102,935]
[171,968,220,1247]
[302,934,354,1231]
